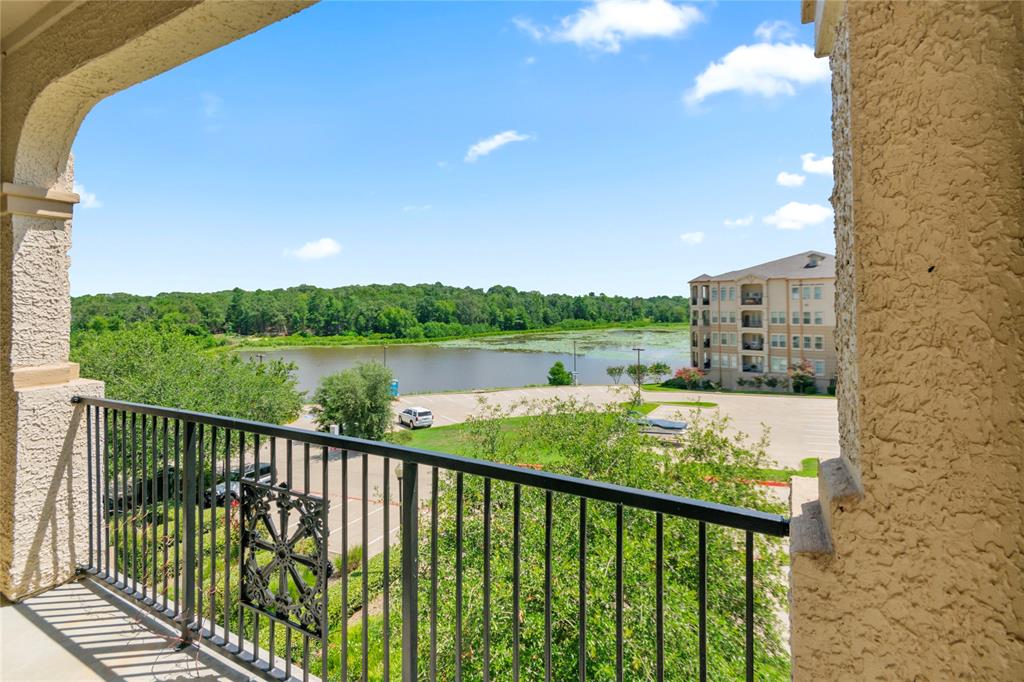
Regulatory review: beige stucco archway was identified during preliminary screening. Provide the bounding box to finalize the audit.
[1,0,315,600]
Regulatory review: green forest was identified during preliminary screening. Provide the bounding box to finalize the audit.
[71,283,689,341]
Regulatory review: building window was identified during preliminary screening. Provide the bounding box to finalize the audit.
[792,311,800,325]
[712,332,719,345]
[728,287,735,301]
[792,335,800,349]
[712,313,718,323]
[791,286,799,300]
[804,336,812,349]
[770,357,788,373]
[803,286,811,300]
[803,311,811,324]
[729,311,736,324]
[711,287,717,301]
[730,354,738,369]
[729,332,737,346]
[814,360,825,376]
[814,311,824,325]
[815,335,824,350]
[814,285,823,300]
[770,334,786,348]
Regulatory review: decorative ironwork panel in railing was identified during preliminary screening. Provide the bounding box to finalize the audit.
[240,480,330,637]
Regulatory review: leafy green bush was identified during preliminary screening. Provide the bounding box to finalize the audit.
[72,324,303,424]
[312,362,394,440]
[546,361,573,386]
[385,398,789,680]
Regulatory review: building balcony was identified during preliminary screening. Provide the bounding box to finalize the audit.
[741,317,763,329]
[740,285,763,306]
[741,332,764,351]
[1,397,787,682]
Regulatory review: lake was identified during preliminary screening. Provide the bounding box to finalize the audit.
[238,326,692,395]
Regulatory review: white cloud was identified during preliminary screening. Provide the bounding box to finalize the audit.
[464,130,532,163]
[72,183,102,209]
[283,237,342,260]
[200,92,222,118]
[776,171,806,187]
[524,56,537,66]
[724,215,753,227]
[754,20,795,42]
[763,202,833,230]
[801,152,833,175]
[403,204,432,213]
[679,231,704,245]
[516,0,702,54]
[684,42,828,105]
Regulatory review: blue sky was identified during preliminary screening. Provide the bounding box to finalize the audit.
[70,0,833,298]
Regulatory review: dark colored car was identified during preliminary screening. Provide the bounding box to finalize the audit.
[203,462,274,507]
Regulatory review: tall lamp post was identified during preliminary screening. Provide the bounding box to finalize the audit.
[572,339,578,386]
[632,346,645,403]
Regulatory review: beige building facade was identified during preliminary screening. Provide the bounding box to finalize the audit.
[689,251,837,392]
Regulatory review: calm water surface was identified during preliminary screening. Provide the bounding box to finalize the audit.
[240,327,691,395]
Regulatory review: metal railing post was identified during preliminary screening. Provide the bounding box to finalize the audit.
[401,462,419,682]
[179,420,197,646]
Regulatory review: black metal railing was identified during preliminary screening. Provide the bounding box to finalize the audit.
[73,396,789,682]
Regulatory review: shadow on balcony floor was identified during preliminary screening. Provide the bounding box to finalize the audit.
[0,579,248,681]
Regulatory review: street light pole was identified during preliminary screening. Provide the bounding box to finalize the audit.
[572,340,577,386]
[632,346,645,403]
[383,344,388,368]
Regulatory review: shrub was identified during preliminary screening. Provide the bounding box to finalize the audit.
[547,361,573,386]
[789,360,816,394]
[313,362,394,440]
[663,367,705,389]
[72,324,303,424]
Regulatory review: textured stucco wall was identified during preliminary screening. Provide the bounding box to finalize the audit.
[791,2,1024,679]
[828,9,860,487]
[1,0,315,600]
[0,380,103,599]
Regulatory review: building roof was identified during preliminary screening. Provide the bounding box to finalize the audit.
[688,251,835,283]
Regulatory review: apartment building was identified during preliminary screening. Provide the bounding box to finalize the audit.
[689,251,836,392]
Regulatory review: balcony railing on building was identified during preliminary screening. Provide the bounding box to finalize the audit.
[741,316,762,329]
[70,396,788,682]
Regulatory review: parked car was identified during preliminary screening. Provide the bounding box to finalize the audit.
[626,410,688,435]
[398,407,433,429]
[205,461,274,507]
[106,465,181,518]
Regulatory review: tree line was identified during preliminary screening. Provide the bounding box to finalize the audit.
[71,283,689,340]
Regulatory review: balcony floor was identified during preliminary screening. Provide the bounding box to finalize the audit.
[1,579,248,681]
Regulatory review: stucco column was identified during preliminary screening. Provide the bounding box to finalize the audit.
[790,1,1024,679]
[0,159,104,600]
